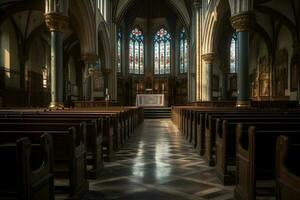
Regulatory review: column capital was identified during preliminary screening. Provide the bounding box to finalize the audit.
[231,12,255,32]
[82,53,98,64]
[88,68,96,76]
[202,53,215,64]
[44,13,68,32]
[192,0,202,8]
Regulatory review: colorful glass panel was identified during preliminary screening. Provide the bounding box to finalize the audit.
[230,33,238,73]
[129,40,134,74]
[129,28,144,74]
[154,42,159,75]
[179,28,188,73]
[117,32,121,73]
[154,28,171,75]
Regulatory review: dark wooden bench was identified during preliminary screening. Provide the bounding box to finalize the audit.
[0,113,118,160]
[0,122,88,200]
[234,123,300,200]
[0,133,54,200]
[216,118,300,185]
[276,136,300,200]
[0,117,103,179]
[204,112,300,166]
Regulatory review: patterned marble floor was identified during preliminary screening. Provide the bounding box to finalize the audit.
[84,119,234,200]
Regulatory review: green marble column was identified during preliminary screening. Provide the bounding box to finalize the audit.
[231,12,254,107]
[237,31,250,106]
[45,13,68,109]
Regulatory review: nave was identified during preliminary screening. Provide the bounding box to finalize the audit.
[86,119,234,200]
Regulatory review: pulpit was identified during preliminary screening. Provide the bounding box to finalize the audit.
[136,94,165,107]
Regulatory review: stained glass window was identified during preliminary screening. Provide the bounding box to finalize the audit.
[230,32,238,73]
[117,31,121,73]
[129,28,144,74]
[154,28,171,75]
[179,28,188,73]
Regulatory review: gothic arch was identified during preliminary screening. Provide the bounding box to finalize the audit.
[115,0,190,27]
[70,0,97,56]
[97,21,112,70]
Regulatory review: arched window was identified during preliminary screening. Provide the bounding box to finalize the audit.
[129,28,144,74]
[117,31,122,73]
[179,28,188,73]
[154,28,171,75]
[230,32,238,73]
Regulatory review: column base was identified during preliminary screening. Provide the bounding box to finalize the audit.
[49,102,65,110]
[236,100,251,108]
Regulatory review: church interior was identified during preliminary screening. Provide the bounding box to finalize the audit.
[0,0,300,199]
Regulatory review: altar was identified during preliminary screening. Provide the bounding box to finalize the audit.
[136,94,165,107]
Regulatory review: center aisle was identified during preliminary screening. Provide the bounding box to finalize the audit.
[85,119,234,200]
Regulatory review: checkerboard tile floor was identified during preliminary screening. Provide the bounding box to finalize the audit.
[84,119,234,200]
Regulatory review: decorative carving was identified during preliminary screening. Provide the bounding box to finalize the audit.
[231,12,254,32]
[82,53,98,64]
[291,43,300,91]
[228,73,237,92]
[274,49,288,96]
[251,56,271,99]
[290,55,299,91]
[94,73,104,93]
[44,13,68,32]
[101,68,112,75]
[258,56,270,97]
[202,53,214,64]
[192,0,202,7]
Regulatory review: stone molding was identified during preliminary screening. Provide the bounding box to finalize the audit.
[231,12,254,32]
[82,53,98,64]
[202,53,215,64]
[45,13,68,33]
[192,0,202,8]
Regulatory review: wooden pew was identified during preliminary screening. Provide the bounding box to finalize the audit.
[234,123,300,200]
[204,112,300,166]
[0,133,54,200]
[276,136,300,200]
[216,118,300,185]
[1,113,117,161]
[0,123,88,200]
[0,117,103,179]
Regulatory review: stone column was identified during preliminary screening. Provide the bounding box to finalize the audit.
[202,53,214,101]
[82,54,97,101]
[192,0,202,101]
[45,13,68,109]
[231,12,254,107]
